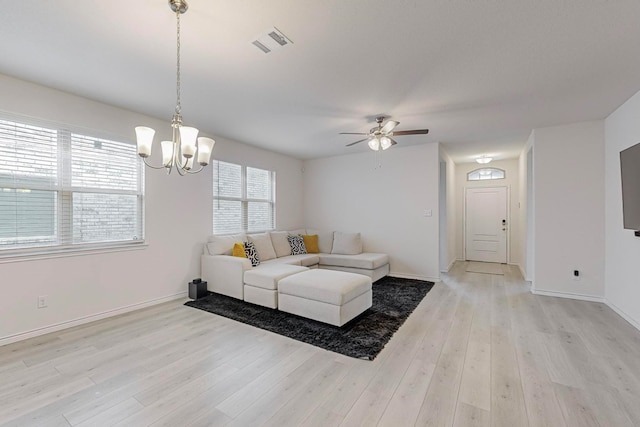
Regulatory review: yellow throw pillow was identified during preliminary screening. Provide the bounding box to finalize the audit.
[301,234,319,253]
[232,242,247,258]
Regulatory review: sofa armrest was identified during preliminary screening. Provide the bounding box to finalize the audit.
[201,254,252,300]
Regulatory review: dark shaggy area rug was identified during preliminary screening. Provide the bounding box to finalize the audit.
[184,276,434,360]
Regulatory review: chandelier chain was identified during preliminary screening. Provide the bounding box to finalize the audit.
[175,9,181,116]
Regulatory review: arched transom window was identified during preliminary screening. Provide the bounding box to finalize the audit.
[467,167,505,181]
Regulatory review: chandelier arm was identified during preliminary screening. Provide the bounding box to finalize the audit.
[183,164,206,174]
[175,163,188,176]
[142,156,170,170]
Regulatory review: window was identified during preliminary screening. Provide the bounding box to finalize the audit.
[467,167,505,181]
[0,115,144,255]
[212,160,275,234]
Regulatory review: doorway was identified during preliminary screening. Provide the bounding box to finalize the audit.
[465,186,508,263]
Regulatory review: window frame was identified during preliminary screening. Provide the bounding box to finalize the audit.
[467,167,505,181]
[212,160,276,235]
[0,112,145,260]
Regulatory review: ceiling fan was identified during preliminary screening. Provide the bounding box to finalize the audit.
[341,116,429,151]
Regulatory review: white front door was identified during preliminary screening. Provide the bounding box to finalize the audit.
[465,186,508,263]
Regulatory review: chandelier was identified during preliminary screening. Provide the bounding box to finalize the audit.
[135,0,214,175]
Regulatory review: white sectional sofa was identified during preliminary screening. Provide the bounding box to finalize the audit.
[200,229,389,302]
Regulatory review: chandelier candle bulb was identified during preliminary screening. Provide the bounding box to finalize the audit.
[197,137,215,165]
[179,126,198,158]
[135,126,155,157]
[161,141,174,167]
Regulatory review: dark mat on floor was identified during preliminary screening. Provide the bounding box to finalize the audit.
[184,276,435,360]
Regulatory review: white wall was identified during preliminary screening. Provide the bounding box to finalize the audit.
[0,74,303,344]
[604,89,640,329]
[454,159,520,263]
[516,132,534,280]
[532,120,605,300]
[303,143,441,281]
[439,147,457,271]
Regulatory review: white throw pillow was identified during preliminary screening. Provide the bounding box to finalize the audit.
[270,231,291,258]
[331,231,363,255]
[248,233,277,261]
[306,229,334,254]
[206,233,246,255]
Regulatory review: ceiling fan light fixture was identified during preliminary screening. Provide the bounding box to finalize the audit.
[476,155,493,164]
[380,136,392,150]
[368,137,381,151]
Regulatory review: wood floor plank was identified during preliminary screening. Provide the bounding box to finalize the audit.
[513,330,566,427]
[414,291,474,426]
[376,358,436,426]
[490,278,529,427]
[553,383,601,427]
[457,340,491,411]
[453,401,490,427]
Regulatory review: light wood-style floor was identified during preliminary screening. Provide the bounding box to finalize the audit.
[2,262,640,426]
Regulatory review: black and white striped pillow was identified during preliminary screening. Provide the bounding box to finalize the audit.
[287,234,307,255]
[243,241,260,267]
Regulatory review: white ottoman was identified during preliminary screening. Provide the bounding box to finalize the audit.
[243,264,308,308]
[278,269,372,327]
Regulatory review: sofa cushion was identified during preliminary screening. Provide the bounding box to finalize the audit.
[232,242,247,258]
[243,264,308,290]
[261,254,320,267]
[248,233,277,261]
[206,233,247,255]
[301,234,319,253]
[306,229,334,254]
[243,241,260,267]
[278,269,371,306]
[331,232,362,255]
[287,234,307,255]
[269,231,291,258]
[319,253,389,270]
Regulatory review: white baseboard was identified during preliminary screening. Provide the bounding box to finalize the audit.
[531,289,605,303]
[605,299,640,332]
[0,291,188,347]
[389,272,440,282]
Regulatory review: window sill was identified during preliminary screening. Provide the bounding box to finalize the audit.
[0,242,149,264]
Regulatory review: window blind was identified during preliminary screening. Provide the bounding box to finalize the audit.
[0,114,144,254]
[212,160,275,235]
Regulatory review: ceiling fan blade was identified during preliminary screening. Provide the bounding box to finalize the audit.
[389,137,398,146]
[339,132,369,135]
[381,120,399,134]
[392,129,429,136]
[346,138,370,147]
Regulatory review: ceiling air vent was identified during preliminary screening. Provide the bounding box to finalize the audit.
[251,27,293,54]
[252,40,271,54]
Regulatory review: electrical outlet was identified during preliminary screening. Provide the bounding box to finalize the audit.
[37,295,48,308]
[573,270,580,281]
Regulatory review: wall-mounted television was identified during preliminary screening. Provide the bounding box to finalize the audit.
[620,141,640,236]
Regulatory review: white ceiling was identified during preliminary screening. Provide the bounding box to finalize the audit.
[2,1,640,162]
